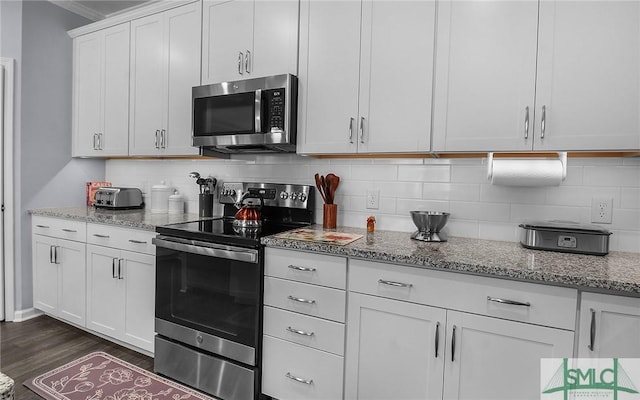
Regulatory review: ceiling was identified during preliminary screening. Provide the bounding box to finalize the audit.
[50,0,154,21]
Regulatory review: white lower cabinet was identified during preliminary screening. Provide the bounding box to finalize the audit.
[577,292,640,358]
[262,248,347,400]
[86,244,155,353]
[32,216,87,326]
[345,259,576,400]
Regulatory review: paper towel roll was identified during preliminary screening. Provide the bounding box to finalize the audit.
[489,158,565,187]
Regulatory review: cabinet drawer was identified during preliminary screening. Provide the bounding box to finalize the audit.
[87,223,156,255]
[32,216,86,242]
[262,335,344,400]
[265,247,347,289]
[264,277,346,323]
[263,306,345,356]
[349,259,577,330]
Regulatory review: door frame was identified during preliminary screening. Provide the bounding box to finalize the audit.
[1,57,15,321]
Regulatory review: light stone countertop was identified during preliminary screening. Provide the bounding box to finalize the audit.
[261,225,640,296]
[28,206,204,231]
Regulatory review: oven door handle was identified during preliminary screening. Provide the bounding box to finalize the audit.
[152,236,258,264]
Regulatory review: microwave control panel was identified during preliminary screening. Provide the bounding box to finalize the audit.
[265,89,285,133]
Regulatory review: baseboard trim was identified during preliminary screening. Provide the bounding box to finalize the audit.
[13,308,43,322]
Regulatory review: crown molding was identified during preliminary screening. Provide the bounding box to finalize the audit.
[49,0,105,22]
[67,0,198,38]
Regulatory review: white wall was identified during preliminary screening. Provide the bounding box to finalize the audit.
[1,1,105,313]
[106,155,640,253]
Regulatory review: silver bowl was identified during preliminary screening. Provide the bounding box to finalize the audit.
[410,211,450,233]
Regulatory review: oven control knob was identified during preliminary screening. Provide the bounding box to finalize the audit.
[196,334,204,344]
[290,192,298,200]
[298,193,307,202]
[228,189,236,197]
[280,192,289,200]
[222,189,229,196]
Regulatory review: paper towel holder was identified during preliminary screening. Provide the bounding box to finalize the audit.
[487,151,567,181]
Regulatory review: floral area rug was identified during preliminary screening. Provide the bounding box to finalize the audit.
[24,351,214,400]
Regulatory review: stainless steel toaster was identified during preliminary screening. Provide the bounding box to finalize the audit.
[519,220,611,256]
[94,187,144,210]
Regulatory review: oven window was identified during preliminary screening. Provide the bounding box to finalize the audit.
[193,93,255,136]
[156,247,260,347]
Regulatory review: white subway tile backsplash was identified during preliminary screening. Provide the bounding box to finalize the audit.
[106,155,640,253]
[621,188,640,209]
[397,165,450,182]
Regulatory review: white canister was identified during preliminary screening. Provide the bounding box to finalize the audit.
[151,181,172,213]
[168,190,185,214]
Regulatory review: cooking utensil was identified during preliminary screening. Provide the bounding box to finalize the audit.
[315,173,327,203]
[326,173,340,204]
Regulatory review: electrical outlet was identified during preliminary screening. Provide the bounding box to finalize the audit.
[591,197,613,224]
[366,190,380,210]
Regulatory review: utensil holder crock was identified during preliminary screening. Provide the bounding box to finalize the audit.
[323,204,337,229]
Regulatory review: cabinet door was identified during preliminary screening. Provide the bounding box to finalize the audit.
[202,0,254,84]
[357,0,435,153]
[121,251,155,353]
[129,12,165,156]
[57,239,86,326]
[443,311,574,400]
[297,0,361,154]
[32,235,58,315]
[73,31,103,157]
[432,1,539,152]
[163,2,201,156]
[578,292,640,358]
[86,245,125,338]
[345,293,445,400]
[100,23,130,156]
[535,1,640,151]
[252,1,299,79]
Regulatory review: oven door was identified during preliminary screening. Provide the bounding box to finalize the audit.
[153,235,262,365]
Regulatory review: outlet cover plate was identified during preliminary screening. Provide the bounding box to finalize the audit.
[366,190,380,210]
[591,197,613,224]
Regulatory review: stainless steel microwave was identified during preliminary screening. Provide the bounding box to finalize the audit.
[192,74,297,155]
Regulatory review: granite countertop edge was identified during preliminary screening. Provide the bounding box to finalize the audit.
[28,207,202,231]
[261,234,640,296]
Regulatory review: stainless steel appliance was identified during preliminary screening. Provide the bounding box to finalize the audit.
[153,182,314,400]
[519,220,611,255]
[192,74,298,155]
[94,187,144,209]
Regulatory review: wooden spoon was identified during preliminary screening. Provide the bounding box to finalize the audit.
[326,173,340,204]
[315,173,327,203]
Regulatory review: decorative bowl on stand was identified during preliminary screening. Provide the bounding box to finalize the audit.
[410,211,450,242]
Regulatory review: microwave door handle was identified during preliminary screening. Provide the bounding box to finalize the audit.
[255,89,262,133]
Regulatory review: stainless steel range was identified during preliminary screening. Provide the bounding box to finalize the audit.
[152,182,314,400]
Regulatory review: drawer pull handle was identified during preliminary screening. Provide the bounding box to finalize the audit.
[287,295,316,305]
[451,325,456,362]
[486,296,530,307]
[588,308,596,351]
[285,372,313,385]
[287,326,315,337]
[378,279,413,288]
[128,239,147,244]
[288,264,316,272]
[93,234,110,238]
[36,224,50,229]
[62,228,77,233]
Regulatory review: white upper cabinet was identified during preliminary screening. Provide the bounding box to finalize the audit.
[202,0,299,85]
[298,0,436,155]
[129,2,201,156]
[433,0,640,152]
[73,23,130,157]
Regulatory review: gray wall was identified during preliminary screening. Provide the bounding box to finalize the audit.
[2,1,105,313]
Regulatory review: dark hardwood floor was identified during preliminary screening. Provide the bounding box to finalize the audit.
[0,315,153,399]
